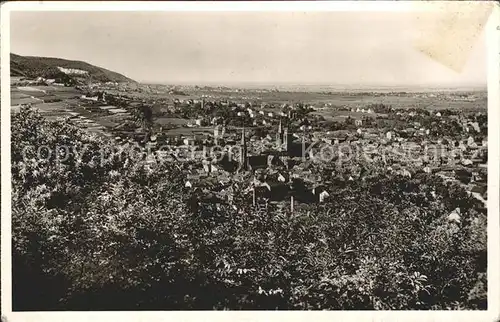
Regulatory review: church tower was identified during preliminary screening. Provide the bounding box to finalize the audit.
[240,127,248,171]
[214,125,220,146]
[283,127,289,152]
[276,119,283,150]
[302,127,307,161]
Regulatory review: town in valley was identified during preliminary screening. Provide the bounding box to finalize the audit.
[11,66,488,212]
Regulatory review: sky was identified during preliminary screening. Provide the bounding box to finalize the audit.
[10,11,487,87]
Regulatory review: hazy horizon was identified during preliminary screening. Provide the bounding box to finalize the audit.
[11,11,487,88]
[142,80,487,89]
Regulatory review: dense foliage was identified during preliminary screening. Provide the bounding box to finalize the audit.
[12,106,487,310]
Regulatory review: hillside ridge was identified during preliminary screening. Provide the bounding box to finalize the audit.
[10,53,135,84]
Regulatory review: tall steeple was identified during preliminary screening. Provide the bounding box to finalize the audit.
[276,119,283,150]
[214,125,220,146]
[240,127,248,171]
[302,127,306,161]
[241,126,246,146]
[283,127,289,151]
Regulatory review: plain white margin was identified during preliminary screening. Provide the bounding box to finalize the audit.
[1,1,499,322]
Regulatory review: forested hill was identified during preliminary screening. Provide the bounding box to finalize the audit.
[10,53,135,83]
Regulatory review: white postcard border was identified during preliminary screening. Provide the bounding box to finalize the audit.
[1,2,499,322]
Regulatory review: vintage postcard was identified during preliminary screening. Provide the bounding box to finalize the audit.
[1,1,499,322]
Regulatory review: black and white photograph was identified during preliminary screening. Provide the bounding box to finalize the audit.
[1,1,499,320]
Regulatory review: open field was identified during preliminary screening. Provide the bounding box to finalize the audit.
[109,85,487,111]
[311,109,383,122]
[158,88,486,108]
[163,126,214,136]
[155,117,191,126]
[11,86,81,106]
[17,86,47,93]
[11,97,43,105]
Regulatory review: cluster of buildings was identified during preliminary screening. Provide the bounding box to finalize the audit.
[63,85,488,209]
[170,119,331,211]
